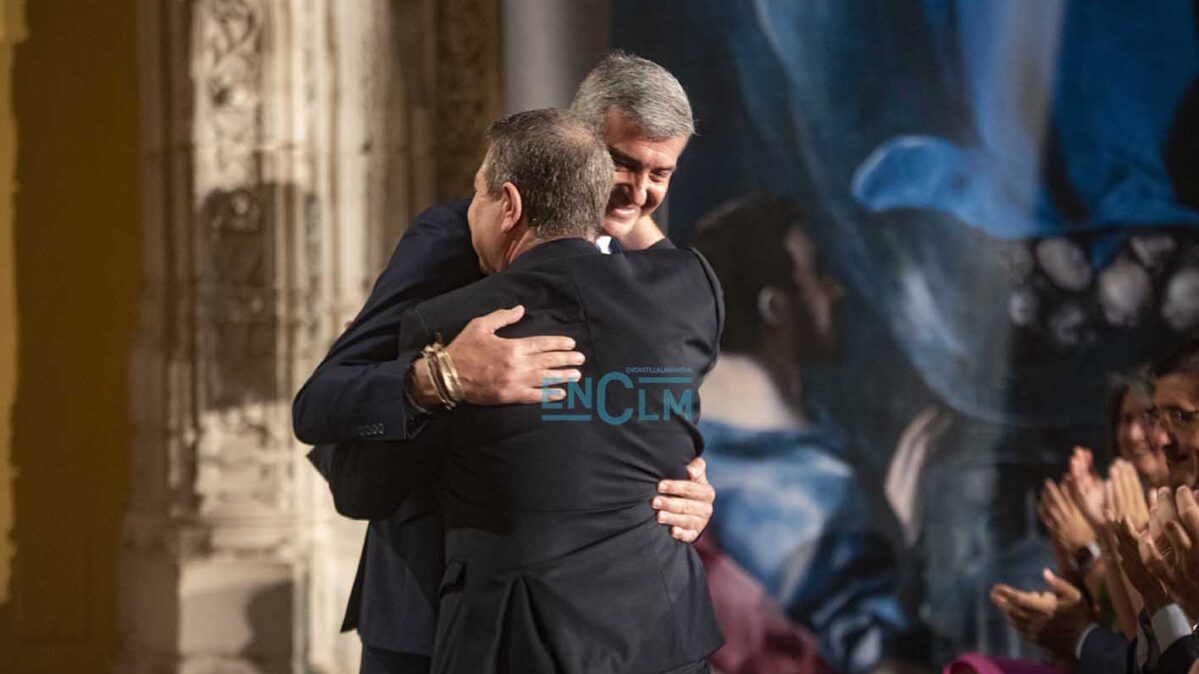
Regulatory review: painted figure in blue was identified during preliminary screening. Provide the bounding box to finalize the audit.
[617,3,1199,658]
[691,196,919,674]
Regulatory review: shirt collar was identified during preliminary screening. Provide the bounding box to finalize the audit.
[508,237,602,272]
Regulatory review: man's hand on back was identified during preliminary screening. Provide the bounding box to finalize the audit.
[654,457,716,543]
[409,305,585,408]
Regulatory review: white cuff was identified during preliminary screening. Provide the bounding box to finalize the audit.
[1075,623,1100,660]
[1150,603,1193,654]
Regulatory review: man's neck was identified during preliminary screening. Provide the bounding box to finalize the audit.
[699,353,810,431]
[502,228,595,270]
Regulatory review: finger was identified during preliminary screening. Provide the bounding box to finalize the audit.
[1178,486,1199,537]
[519,386,566,405]
[529,350,586,370]
[516,334,577,355]
[1043,568,1082,602]
[670,526,699,543]
[535,369,582,387]
[652,494,713,517]
[473,305,526,332]
[658,479,715,503]
[1005,589,1051,614]
[1038,501,1054,531]
[685,457,709,484]
[1048,479,1071,509]
[1163,522,1189,579]
[656,510,706,531]
[1165,520,1193,564]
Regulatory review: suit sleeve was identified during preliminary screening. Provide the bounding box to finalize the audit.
[685,247,726,374]
[292,200,481,445]
[313,304,448,519]
[1159,634,1199,674]
[322,432,444,520]
[1077,627,1137,674]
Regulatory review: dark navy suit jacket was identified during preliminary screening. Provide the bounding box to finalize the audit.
[1078,627,1136,674]
[296,200,480,655]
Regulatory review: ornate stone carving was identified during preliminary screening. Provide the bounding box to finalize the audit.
[195,0,264,190]
[125,1,501,670]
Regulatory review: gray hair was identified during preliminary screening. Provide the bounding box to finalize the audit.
[571,51,695,140]
[484,109,614,239]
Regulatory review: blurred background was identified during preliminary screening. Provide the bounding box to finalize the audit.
[0,1,1196,672]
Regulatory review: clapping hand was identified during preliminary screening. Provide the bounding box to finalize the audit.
[1040,478,1097,554]
[1106,459,1150,532]
[1066,446,1106,528]
[991,569,1096,660]
[1140,486,1199,618]
[1106,507,1172,614]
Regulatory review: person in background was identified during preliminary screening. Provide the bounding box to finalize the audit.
[991,338,1199,674]
[690,194,921,674]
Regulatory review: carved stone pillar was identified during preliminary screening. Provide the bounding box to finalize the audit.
[124,1,500,671]
[123,1,322,671]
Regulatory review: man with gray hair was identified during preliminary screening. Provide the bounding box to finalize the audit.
[570,51,694,248]
[294,54,711,674]
[323,108,724,673]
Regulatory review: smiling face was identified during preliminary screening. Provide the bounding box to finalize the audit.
[599,108,688,239]
[1116,389,1169,488]
[1149,373,1199,488]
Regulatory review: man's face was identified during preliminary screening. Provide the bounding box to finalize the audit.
[599,109,688,239]
[467,159,507,274]
[784,229,843,360]
[1149,373,1199,488]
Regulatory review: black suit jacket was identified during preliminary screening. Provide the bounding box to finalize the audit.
[297,202,686,657]
[353,237,726,674]
[1159,633,1199,674]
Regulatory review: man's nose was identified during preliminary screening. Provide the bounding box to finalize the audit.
[1151,424,1172,450]
[630,173,649,206]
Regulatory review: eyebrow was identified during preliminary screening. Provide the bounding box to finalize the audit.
[608,147,675,173]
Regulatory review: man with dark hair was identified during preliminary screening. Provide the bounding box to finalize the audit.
[326,108,725,673]
[294,54,716,674]
[1148,337,1199,491]
[690,195,918,674]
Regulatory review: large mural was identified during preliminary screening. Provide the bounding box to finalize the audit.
[614,0,1199,670]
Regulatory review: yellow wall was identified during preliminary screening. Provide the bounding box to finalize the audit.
[0,1,141,672]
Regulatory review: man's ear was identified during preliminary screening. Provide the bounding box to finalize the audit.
[757,286,791,330]
[499,181,523,232]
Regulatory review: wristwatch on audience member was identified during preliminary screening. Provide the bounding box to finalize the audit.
[1073,541,1101,573]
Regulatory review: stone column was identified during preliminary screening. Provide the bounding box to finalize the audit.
[124,1,500,671]
[123,1,324,671]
